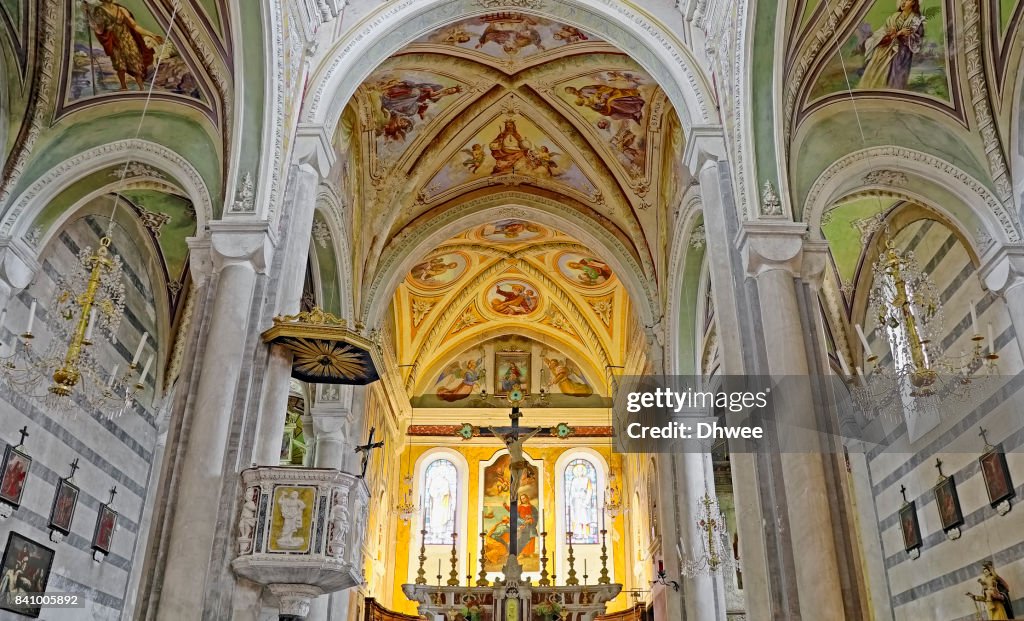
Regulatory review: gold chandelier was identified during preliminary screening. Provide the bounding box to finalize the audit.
[842,238,997,419]
[680,487,735,577]
[0,236,151,416]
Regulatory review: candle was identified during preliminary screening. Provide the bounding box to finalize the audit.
[836,349,851,377]
[855,366,866,388]
[85,309,96,341]
[437,559,442,575]
[970,301,979,335]
[0,308,7,328]
[854,324,871,355]
[138,355,153,384]
[132,332,148,365]
[658,559,664,574]
[584,559,587,576]
[600,494,606,530]
[107,364,119,389]
[988,324,995,353]
[540,508,544,533]
[25,300,36,334]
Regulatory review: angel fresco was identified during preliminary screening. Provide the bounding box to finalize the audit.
[435,355,486,402]
[476,14,544,55]
[82,0,164,91]
[371,78,462,142]
[489,282,538,316]
[544,358,593,397]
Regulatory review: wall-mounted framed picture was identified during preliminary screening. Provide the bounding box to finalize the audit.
[495,351,530,396]
[92,503,118,555]
[933,476,964,532]
[899,501,922,554]
[0,531,55,618]
[979,445,1015,508]
[48,477,80,536]
[0,444,31,509]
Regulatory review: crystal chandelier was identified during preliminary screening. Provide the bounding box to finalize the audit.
[841,238,997,419]
[0,236,152,416]
[680,488,735,577]
[395,473,419,524]
[603,471,625,518]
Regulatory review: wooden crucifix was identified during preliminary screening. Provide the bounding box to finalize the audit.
[457,402,572,578]
[355,427,385,479]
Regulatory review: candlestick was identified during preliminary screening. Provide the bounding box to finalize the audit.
[538,528,551,586]
[107,364,119,390]
[565,531,579,586]
[598,528,610,585]
[476,531,489,586]
[447,532,460,586]
[583,559,588,585]
[132,332,148,366]
[24,300,36,335]
[415,529,428,584]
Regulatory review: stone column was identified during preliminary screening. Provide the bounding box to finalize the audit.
[155,221,273,621]
[689,142,768,620]
[980,244,1024,364]
[738,222,848,620]
[0,236,39,311]
[253,126,334,465]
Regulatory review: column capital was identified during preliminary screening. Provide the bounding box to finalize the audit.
[682,124,727,173]
[737,221,808,278]
[979,244,1024,294]
[294,124,337,178]
[801,240,831,290]
[196,220,276,275]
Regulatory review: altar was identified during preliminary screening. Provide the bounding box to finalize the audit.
[402,403,623,621]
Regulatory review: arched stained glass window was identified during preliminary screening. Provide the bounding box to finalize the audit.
[421,458,458,544]
[563,458,599,544]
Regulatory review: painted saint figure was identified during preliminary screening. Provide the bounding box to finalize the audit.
[503,493,539,555]
[411,256,460,284]
[544,358,593,397]
[489,119,531,175]
[567,257,612,286]
[966,561,1014,620]
[83,0,165,90]
[567,461,597,540]
[372,79,462,141]
[490,283,538,315]
[564,84,646,124]
[859,0,925,90]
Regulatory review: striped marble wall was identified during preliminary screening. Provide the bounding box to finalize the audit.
[0,213,163,621]
[853,219,1024,621]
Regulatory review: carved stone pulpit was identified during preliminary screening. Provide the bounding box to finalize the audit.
[232,467,369,620]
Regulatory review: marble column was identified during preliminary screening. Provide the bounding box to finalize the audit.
[155,221,273,621]
[254,153,328,466]
[0,236,39,311]
[738,222,848,620]
[980,244,1024,363]
[691,147,769,620]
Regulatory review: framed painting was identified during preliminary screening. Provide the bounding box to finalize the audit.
[92,503,118,554]
[0,444,31,509]
[0,532,55,618]
[495,352,530,396]
[980,446,1015,508]
[481,452,540,573]
[280,426,294,464]
[899,501,922,553]
[48,478,80,536]
[933,476,964,532]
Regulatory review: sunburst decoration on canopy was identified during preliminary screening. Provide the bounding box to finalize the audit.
[262,307,380,385]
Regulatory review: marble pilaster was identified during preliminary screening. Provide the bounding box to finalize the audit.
[737,222,848,620]
[155,220,274,621]
[0,236,39,311]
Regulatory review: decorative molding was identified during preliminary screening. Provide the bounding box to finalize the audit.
[962,0,1013,203]
[471,0,545,8]
[759,180,784,217]
[229,172,257,214]
[0,0,58,207]
[2,139,215,236]
[803,146,1020,243]
[312,219,332,249]
[688,223,706,249]
[863,170,909,186]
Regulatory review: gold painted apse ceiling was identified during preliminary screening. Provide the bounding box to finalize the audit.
[334,13,682,410]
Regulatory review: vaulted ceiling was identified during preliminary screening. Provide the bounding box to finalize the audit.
[336,12,687,316]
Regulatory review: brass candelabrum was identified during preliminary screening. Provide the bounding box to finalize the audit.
[476,531,489,586]
[447,533,460,586]
[565,531,579,586]
[415,529,428,585]
[598,528,611,585]
[538,529,551,586]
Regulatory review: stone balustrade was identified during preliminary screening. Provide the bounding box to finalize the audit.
[232,466,369,619]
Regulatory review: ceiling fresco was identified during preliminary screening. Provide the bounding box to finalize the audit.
[347,20,680,316]
[392,222,632,408]
[407,13,614,74]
